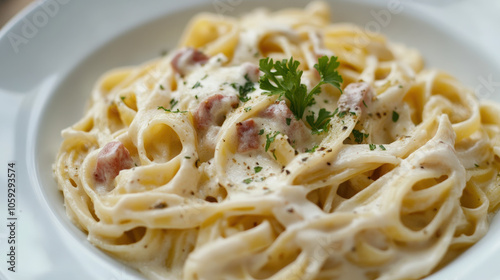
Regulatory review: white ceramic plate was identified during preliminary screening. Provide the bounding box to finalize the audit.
[0,0,499,279]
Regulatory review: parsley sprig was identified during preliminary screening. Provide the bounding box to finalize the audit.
[259,56,342,120]
[306,108,335,135]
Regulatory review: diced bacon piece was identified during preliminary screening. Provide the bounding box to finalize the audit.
[240,62,260,82]
[260,100,294,121]
[93,141,134,185]
[171,48,209,76]
[337,82,373,114]
[236,119,260,152]
[260,101,310,145]
[194,94,239,130]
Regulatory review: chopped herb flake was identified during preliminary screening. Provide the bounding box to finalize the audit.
[254,166,263,173]
[120,96,126,101]
[170,99,178,109]
[159,84,165,90]
[258,129,264,135]
[157,106,187,113]
[369,143,376,150]
[265,131,280,152]
[392,111,399,122]
[192,81,202,89]
[286,118,291,126]
[379,145,386,150]
[305,145,319,153]
[243,178,253,184]
[352,129,366,144]
[244,107,252,112]
[236,74,256,102]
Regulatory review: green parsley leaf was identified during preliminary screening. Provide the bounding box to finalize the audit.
[159,84,165,90]
[239,74,255,102]
[392,111,399,122]
[120,96,126,101]
[313,55,343,92]
[379,145,386,150]
[185,156,191,159]
[254,166,263,173]
[306,108,334,135]
[369,144,376,150]
[352,129,366,144]
[231,74,255,102]
[265,131,280,152]
[258,129,264,135]
[244,107,252,112]
[243,178,253,184]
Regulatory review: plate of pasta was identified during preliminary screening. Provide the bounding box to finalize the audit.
[1,0,500,279]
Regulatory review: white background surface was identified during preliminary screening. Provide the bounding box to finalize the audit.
[0,0,499,279]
